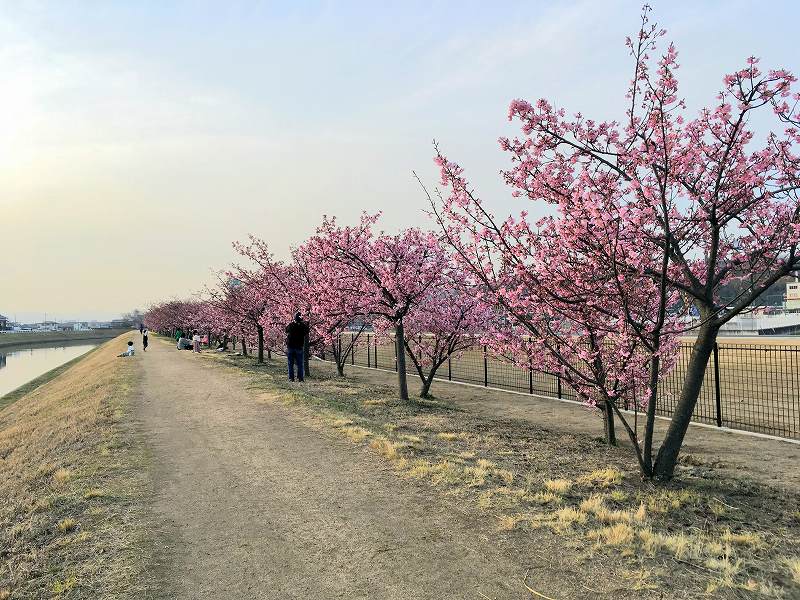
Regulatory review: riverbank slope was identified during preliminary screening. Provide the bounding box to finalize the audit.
[0,333,151,599]
[0,329,131,350]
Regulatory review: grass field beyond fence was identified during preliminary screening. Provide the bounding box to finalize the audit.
[336,334,800,441]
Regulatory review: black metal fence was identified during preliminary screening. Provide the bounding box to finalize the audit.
[336,334,800,441]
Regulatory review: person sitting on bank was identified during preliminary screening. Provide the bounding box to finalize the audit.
[118,341,135,357]
[285,312,309,382]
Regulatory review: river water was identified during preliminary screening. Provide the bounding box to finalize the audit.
[0,343,98,398]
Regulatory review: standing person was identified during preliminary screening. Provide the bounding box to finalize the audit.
[192,330,201,353]
[142,327,149,352]
[139,323,144,335]
[285,312,309,382]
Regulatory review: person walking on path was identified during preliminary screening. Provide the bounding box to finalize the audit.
[285,312,309,382]
[192,330,201,353]
[139,323,144,335]
[142,327,149,352]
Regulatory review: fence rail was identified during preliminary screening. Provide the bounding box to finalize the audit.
[335,334,800,441]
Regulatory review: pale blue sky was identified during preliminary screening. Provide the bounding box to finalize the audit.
[2,1,798,322]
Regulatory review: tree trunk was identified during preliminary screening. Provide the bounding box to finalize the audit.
[332,342,345,376]
[602,400,617,446]
[419,377,433,399]
[653,325,718,480]
[417,358,446,398]
[257,325,264,364]
[241,338,247,356]
[395,322,409,401]
[642,353,660,477]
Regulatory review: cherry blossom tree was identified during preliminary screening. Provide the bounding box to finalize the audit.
[294,239,374,376]
[401,271,493,398]
[306,214,446,399]
[431,6,800,479]
[210,268,272,363]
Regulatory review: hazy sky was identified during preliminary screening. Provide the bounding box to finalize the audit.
[2,1,798,323]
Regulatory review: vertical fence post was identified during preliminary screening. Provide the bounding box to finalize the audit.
[367,334,371,368]
[483,345,488,387]
[529,363,533,395]
[527,353,533,394]
[351,333,355,365]
[713,342,722,427]
[555,343,563,399]
[374,336,378,369]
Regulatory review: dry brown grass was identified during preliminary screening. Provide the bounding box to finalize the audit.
[57,517,77,533]
[342,425,372,442]
[720,529,765,549]
[553,506,588,528]
[496,513,529,531]
[577,467,623,488]
[543,478,572,495]
[621,568,659,592]
[0,335,150,598]
[436,431,471,442]
[783,557,800,585]
[369,436,403,460]
[588,523,635,546]
[531,491,563,506]
[52,467,72,486]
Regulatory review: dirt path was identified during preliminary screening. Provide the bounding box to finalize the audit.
[136,341,542,599]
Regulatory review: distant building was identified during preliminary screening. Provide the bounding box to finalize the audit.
[786,281,800,310]
[0,314,8,330]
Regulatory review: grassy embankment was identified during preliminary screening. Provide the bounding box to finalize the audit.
[0,333,150,599]
[195,341,800,599]
[0,330,130,350]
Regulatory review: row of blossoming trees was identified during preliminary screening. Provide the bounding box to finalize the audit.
[144,213,494,401]
[145,7,800,480]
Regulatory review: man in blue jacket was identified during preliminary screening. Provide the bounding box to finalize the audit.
[285,312,309,382]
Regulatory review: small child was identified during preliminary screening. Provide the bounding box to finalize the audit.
[118,341,135,357]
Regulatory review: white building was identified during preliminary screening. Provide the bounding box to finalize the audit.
[786,281,800,310]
